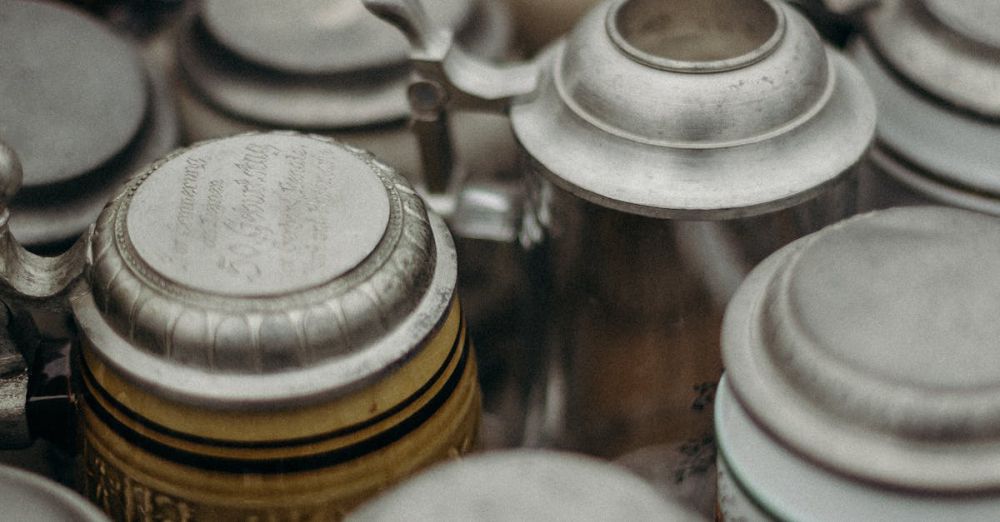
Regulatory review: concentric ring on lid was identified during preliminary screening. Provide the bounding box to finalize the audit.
[723,206,1000,492]
[0,0,148,188]
[864,0,1000,119]
[511,0,875,219]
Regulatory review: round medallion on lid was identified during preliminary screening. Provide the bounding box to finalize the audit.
[126,133,390,297]
[510,0,875,218]
[864,0,1000,119]
[348,450,705,521]
[723,206,1000,492]
[0,0,148,188]
[83,133,451,407]
[201,0,473,75]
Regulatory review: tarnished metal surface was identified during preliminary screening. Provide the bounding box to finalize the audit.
[349,450,706,521]
[367,0,875,464]
[723,207,1000,494]
[0,0,179,249]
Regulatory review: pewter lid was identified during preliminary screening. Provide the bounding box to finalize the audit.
[863,0,1000,119]
[723,206,1000,492]
[0,465,109,521]
[510,0,875,219]
[77,132,457,408]
[202,0,473,75]
[178,0,510,129]
[348,450,705,521]
[850,36,1000,204]
[0,0,148,187]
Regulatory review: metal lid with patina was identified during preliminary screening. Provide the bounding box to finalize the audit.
[177,0,510,129]
[0,0,174,247]
[863,0,1000,120]
[77,132,458,410]
[508,0,875,219]
[723,206,1000,493]
[348,450,706,521]
[849,1,1000,211]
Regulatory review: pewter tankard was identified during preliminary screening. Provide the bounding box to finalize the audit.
[0,134,479,520]
[366,0,875,458]
[718,207,1000,520]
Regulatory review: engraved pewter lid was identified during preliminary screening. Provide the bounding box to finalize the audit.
[0,465,109,521]
[75,132,458,409]
[722,206,1000,493]
[365,0,876,219]
[348,450,706,521]
[0,0,177,247]
[176,0,511,130]
[848,2,1000,212]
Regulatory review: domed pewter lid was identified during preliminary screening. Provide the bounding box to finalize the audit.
[0,0,147,187]
[508,0,875,219]
[723,206,1000,493]
[863,0,1000,119]
[74,132,458,408]
[0,0,164,246]
[177,0,510,129]
[850,41,1000,208]
[202,0,472,75]
[348,450,705,521]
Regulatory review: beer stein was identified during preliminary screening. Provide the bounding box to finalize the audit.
[717,206,1000,520]
[173,0,515,180]
[0,464,108,521]
[844,1,1000,215]
[0,132,479,520]
[0,0,178,252]
[366,0,875,457]
[349,450,705,521]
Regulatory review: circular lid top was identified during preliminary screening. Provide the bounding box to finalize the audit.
[723,206,1000,492]
[201,0,474,75]
[850,40,1000,201]
[0,0,148,188]
[179,0,510,129]
[0,465,109,521]
[864,0,1000,119]
[82,133,455,406]
[348,450,705,521]
[510,0,875,219]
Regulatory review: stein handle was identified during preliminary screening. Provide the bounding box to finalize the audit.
[0,141,88,449]
[364,0,539,194]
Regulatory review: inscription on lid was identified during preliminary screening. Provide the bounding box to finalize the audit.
[126,133,390,297]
